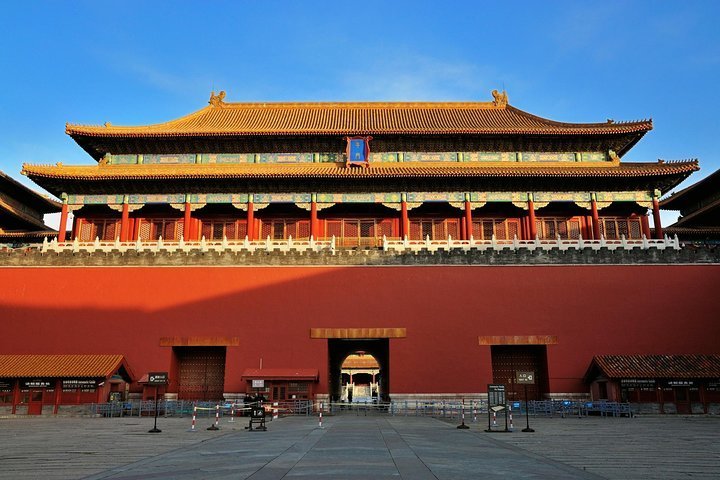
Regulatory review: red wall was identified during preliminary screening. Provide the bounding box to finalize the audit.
[1,265,718,396]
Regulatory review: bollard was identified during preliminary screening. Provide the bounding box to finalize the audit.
[457,399,469,429]
[189,406,197,432]
[229,403,235,423]
[207,404,220,431]
[473,401,477,423]
[492,410,497,427]
[509,404,514,431]
[318,402,323,428]
[273,402,279,421]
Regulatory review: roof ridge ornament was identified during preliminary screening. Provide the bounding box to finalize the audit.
[491,89,508,108]
[209,90,226,107]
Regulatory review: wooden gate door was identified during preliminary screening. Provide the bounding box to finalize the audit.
[27,389,43,415]
[175,347,226,401]
[491,345,548,402]
[674,387,691,414]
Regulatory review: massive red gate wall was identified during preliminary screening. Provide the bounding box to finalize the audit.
[1,265,718,395]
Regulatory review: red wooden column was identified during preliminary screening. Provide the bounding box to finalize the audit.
[641,215,651,239]
[120,196,130,242]
[183,200,193,241]
[590,194,601,239]
[527,195,537,240]
[652,194,663,239]
[310,194,318,239]
[400,193,409,239]
[58,196,69,243]
[464,196,473,240]
[247,195,255,240]
[11,379,19,414]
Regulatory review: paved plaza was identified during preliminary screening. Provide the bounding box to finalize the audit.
[0,413,718,479]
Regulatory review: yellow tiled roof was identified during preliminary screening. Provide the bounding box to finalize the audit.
[0,354,127,378]
[22,160,699,181]
[66,101,652,138]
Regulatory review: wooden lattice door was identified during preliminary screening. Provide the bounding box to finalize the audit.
[174,347,226,401]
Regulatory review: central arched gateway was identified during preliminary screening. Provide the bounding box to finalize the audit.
[329,339,389,402]
[310,327,406,403]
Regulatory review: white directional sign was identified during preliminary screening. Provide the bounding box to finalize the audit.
[148,372,169,385]
[516,371,535,384]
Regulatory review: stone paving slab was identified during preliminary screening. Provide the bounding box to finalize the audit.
[0,414,718,479]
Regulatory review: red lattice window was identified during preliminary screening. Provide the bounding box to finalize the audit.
[78,218,120,241]
[471,218,521,240]
[323,218,391,246]
[259,219,311,240]
[600,217,643,239]
[408,218,461,240]
[201,220,248,240]
[137,218,183,241]
[535,217,582,240]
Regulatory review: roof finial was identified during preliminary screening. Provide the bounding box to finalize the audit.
[491,89,508,108]
[209,90,226,107]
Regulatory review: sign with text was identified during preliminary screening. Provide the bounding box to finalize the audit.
[487,384,506,407]
[148,372,169,386]
[252,379,265,389]
[21,379,52,389]
[516,371,535,385]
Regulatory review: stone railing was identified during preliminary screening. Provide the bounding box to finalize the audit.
[40,235,337,254]
[37,233,681,255]
[382,234,682,252]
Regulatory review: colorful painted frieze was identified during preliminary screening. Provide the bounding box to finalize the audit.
[581,152,607,162]
[111,154,139,165]
[403,152,460,162]
[316,193,402,203]
[128,194,186,204]
[257,153,314,163]
[406,192,466,202]
[143,154,196,165]
[462,152,516,162]
[253,193,312,203]
[67,194,125,205]
[521,152,577,163]
[533,192,592,203]
[188,193,250,204]
[201,154,254,164]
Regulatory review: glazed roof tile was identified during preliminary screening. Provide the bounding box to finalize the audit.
[22,160,698,181]
[0,354,128,378]
[591,354,720,379]
[66,100,652,138]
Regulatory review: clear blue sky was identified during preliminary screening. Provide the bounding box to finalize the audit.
[1,1,718,227]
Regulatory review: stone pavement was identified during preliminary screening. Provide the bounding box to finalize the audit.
[0,413,718,479]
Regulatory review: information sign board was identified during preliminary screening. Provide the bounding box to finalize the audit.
[516,371,535,384]
[487,384,506,407]
[148,372,169,386]
[252,379,265,389]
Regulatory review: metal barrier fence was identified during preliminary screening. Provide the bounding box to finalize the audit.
[91,399,314,418]
[90,399,632,420]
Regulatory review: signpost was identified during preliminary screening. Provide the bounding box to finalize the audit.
[485,384,508,432]
[147,372,168,433]
[516,371,535,433]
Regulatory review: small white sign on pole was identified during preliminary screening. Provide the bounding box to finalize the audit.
[252,379,265,389]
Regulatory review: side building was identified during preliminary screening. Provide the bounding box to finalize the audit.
[2,91,718,415]
[0,170,59,246]
[661,167,720,242]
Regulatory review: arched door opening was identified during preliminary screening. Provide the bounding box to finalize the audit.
[328,339,389,403]
[341,353,380,403]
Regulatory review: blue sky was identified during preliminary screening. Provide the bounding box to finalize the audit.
[1,1,718,227]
